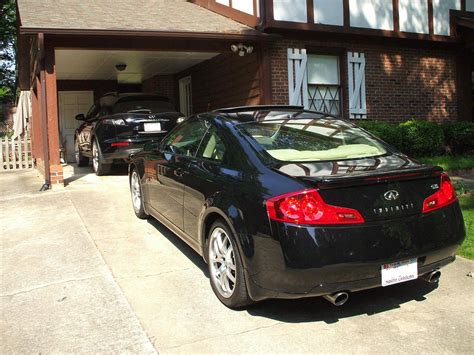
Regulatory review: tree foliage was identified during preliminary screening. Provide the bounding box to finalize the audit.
[0,0,17,105]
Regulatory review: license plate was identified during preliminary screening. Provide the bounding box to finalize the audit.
[381,258,418,287]
[144,122,162,132]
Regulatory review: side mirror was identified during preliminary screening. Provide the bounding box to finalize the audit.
[75,113,86,121]
[164,144,178,154]
[143,141,159,151]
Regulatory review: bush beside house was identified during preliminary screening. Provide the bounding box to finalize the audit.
[357,120,474,158]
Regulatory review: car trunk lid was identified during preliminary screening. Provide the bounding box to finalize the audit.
[273,155,443,222]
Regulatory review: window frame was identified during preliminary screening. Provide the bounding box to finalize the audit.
[306,47,348,119]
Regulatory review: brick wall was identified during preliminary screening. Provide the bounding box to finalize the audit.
[270,39,458,123]
[177,52,261,114]
[143,53,262,114]
[142,75,176,105]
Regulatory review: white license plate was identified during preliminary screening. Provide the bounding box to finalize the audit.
[144,122,162,132]
[381,258,418,287]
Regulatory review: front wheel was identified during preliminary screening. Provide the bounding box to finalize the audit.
[92,140,111,176]
[130,169,149,219]
[75,140,89,167]
[207,220,253,308]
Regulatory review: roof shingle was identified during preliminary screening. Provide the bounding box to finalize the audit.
[17,0,257,35]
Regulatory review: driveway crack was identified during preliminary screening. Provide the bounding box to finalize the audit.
[1,274,102,298]
[165,321,284,350]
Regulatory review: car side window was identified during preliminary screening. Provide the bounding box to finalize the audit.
[162,119,209,157]
[86,102,100,120]
[197,127,226,162]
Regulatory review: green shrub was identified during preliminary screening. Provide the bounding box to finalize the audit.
[441,122,474,155]
[398,120,444,157]
[356,121,404,151]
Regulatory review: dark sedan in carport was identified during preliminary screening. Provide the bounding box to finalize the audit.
[75,92,185,175]
[128,106,465,308]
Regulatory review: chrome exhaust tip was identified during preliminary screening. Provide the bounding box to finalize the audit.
[421,270,441,284]
[323,291,349,306]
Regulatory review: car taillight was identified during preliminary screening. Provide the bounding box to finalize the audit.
[266,189,365,225]
[422,173,457,213]
[111,142,130,147]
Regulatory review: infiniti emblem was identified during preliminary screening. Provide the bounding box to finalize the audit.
[384,190,400,201]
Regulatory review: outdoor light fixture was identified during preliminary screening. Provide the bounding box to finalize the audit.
[115,63,127,71]
[230,43,254,57]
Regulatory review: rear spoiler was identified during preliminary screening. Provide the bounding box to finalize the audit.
[298,165,443,190]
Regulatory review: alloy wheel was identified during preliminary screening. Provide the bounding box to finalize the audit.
[131,171,142,213]
[209,227,237,298]
[92,141,99,172]
[75,141,80,165]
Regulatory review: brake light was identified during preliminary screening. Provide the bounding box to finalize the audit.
[422,173,457,213]
[266,189,365,225]
[111,142,130,147]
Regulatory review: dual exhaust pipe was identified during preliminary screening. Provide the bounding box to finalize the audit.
[323,270,440,307]
[323,291,350,306]
[421,270,441,284]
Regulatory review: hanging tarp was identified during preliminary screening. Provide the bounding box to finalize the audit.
[12,91,32,139]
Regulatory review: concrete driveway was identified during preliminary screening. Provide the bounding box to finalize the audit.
[1,167,473,353]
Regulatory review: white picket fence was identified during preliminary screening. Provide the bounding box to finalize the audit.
[0,135,33,171]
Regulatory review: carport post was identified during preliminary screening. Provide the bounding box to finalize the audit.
[39,35,63,188]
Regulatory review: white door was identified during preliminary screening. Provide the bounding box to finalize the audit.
[58,91,94,162]
[179,76,192,116]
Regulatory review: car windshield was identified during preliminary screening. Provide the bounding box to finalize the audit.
[113,97,175,114]
[238,117,387,162]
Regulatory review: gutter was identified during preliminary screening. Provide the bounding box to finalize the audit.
[19,27,275,42]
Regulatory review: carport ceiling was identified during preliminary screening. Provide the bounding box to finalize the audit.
[55,49,219,83]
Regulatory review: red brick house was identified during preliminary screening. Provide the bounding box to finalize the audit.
[16,0,474,187]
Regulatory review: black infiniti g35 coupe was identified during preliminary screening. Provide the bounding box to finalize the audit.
[128,106,465,308]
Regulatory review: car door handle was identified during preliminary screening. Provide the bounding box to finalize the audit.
[174,168,184,177]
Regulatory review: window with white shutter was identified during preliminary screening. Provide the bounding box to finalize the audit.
[288,49,342,116]
[347,52,367,119]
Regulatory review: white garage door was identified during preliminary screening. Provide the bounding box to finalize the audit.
[58,91,94,163]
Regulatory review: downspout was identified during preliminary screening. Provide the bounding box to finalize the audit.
[257,0,268,32]
[38,33,50,191]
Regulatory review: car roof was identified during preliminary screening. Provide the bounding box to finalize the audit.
[212,105,334,123]
[99,92,172,106]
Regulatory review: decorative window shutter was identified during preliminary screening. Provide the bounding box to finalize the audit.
[347,52,367,119]
[287,48,309,108]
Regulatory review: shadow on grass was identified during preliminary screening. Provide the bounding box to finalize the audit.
[146,214,439,324]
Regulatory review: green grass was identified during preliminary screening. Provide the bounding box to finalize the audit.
[458,194,474,260]
[418,155,474,172]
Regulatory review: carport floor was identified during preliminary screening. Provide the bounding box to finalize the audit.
[1,168,473,353]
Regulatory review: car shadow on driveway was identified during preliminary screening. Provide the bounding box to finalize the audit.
[146,218,209,276]
[145,217,439,323]
[246,280,438,324]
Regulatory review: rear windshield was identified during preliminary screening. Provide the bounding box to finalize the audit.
[113,97,175,114]
[238,117,387,162]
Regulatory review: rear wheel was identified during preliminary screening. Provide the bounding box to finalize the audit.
[75,140,89,167]
[207,220,253,308]
[130,169,149,219]
[92,140,111,176]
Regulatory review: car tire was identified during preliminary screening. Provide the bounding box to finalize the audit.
[207,220,253,309]
[75,139,89,167]
[130,169,150,219]
[92,139,111,176]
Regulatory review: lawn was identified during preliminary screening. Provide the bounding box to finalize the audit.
[418,155,474,172]
[458,193,474,260]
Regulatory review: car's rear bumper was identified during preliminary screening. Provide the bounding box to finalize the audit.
[244,202,465,301]
[101,136,165,163]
